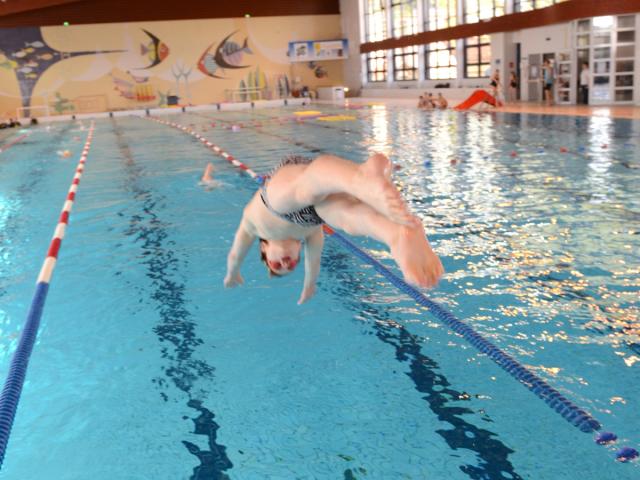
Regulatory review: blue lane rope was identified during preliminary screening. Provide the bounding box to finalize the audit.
[0,124,94,469]
[327,231,638,462]
[0,282,49,467]
[330,231,599,429]
[153,117,638,463]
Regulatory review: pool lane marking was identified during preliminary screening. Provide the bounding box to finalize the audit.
[145,116,639,463]
[149,117,259,180]
[0,133,29,154]
[0,122,95,469]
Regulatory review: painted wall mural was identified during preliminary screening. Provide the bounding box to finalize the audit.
[0,15,343,117]
[198,31,252,79]
[0,26,125,114]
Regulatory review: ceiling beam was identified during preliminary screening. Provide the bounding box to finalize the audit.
[0,0,340,28]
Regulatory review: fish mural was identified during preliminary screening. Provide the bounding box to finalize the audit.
[0,26,126,115]
[127,71,149,83]
[111,74,136,100]
[308,61,328,79]
[111,72,156,102]
[52,91,74,114]
[0,54,18,70]
[138,29,170,69]
[198,31,253,79]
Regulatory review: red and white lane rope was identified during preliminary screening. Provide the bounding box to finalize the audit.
[148,117,262,181]
[0,133,29,154]
[0,121,95,469]
[36,122,95,284]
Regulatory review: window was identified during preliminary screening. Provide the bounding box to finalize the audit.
[514,0,558,12]
[464,0,504,23]
[391,0,419,37]
[364,0,387,42]
[393,46,418,80]
[464,35,491,77]
[367,50,388,82]
[427,40,457,79]
[426,0,457,31]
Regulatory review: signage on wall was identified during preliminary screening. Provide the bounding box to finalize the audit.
[288,39,348,62]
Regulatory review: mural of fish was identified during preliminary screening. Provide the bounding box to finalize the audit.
[0,54,18,70]
[127,71,149,83]
[138,29,170,69]
[0,26,126,113]
[197,31,252,79]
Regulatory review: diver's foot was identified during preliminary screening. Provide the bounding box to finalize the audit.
[390,220,444,288]
[354,153,413,225]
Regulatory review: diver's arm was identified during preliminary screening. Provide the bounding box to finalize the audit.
[298,228,324,305]
[224,215,256,288]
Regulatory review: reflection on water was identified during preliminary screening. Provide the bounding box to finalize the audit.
[376,109,639,365]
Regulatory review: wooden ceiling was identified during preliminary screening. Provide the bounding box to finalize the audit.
[0,0,341,28]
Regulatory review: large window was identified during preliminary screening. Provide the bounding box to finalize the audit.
[464,0,504,23]
[364,0,387,42]
[367,50,388,82]
[464,35,491,77]
[391,0,419,37]
[426,0,457,31]
[426,40,457,79]
[514,0,564,12]
[393,46,419,80]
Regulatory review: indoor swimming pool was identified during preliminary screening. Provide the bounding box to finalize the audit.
[0,106,638,479]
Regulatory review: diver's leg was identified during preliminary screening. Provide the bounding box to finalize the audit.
[316,194,443,288]
[266,153,414,225]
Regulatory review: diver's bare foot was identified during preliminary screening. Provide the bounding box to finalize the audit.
[354,153,413,225]
[390,219,444,288]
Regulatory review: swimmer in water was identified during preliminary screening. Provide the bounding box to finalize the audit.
[57,150,72,158]
[199,163,220,190]
[224,153,444,304]
[201,163,214,183]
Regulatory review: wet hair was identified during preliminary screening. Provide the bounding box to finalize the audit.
[258,239,283,277]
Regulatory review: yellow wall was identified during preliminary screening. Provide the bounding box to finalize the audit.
[0,15,344,117]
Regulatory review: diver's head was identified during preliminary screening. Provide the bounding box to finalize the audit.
[259,238,301,277]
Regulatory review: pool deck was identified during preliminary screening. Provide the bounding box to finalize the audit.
[334,98,640,119]
[15,97,640,123]
[497,103,640,119]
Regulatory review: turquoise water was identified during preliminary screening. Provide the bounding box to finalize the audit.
[0,106,638,479]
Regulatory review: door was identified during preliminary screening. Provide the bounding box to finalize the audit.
[527,53,541,102]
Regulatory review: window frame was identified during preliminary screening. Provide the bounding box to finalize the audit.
[463,0,505,23]
[425,0,457,32]
[514,0,562,13]
[464,35,491,78]
[391,0,419,38]
[364,0,388,42]
[393,46,419,81]
[366,49,389,83]
[426,40,458,80]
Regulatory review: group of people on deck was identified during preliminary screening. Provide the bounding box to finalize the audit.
[418,92,448,110]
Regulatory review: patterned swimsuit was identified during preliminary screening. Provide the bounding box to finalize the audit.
[260,155,324,227]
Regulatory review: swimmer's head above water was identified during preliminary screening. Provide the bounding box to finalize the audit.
[259,238,301,277]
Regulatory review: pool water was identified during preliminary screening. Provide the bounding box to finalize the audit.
[0,106,638,479]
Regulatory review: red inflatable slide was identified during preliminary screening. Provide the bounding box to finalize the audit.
[454,89,503,110]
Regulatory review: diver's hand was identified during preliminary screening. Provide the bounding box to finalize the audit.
[224,271,244,288]
[297,284,316,305]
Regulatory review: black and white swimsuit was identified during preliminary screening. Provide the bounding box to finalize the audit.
[260,155,324,227]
